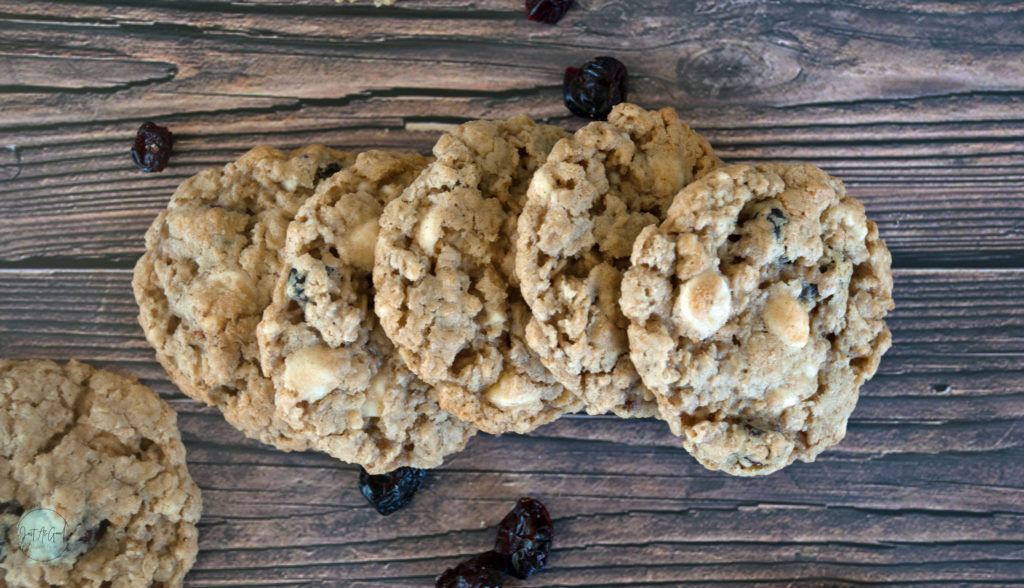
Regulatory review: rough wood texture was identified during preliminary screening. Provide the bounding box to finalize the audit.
[0,268,1022,584]
[1,1,1022,586]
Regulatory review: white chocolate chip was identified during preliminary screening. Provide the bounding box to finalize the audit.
[380,184,398,199]
[283,345,342,403]
[673,269,732,339]
[360,373,387,417]
[337,219,378,271]
[485,372,540,408]
[208,269,256,299]
[767,387,800,410]
[559,278,583,303]
[532,171,555,202]
[481,307,506,329]
[415,206,445,253]
[842,210,868,240]
[763,290,810,348]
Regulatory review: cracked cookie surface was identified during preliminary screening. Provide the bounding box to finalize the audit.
[132,145,355,451]
[516,103,721,417]
[374,115,582,434]
[620,163,893,475]
[0,359,201,587]
[256,150,477,473]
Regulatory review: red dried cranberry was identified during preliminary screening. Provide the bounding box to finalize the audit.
[130,121,174,172]
[563,56,628,121]
[358,466,426,516]
[526,0,573,24]
[493,497,553,579]
[436,551,507,588]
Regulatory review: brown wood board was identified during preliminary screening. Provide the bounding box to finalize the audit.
[1,1,1023,586]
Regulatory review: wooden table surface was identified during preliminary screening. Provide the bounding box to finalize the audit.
[2,1,1023,586]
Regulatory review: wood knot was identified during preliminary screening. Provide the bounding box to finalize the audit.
[676,41,801,99]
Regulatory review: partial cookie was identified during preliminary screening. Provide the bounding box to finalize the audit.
[516,103,721,417]
[257,150,477,474]
[133,145,355,451]
[621,163,893,475]
[0,359,202,587]
[374,115,582,434]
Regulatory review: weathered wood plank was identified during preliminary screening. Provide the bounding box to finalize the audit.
[1,268,1021,396]
[1,1,1022,266]
[0,267,1021,584]
[0,125,1021,266]
[2,1,1023,584]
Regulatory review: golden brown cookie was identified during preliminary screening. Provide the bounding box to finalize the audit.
[374,115,582,434]
[256,150,477,473]
[515,103,721,417]
[0,360,201,587]
[620,163,893,475]
[132,145,354,451]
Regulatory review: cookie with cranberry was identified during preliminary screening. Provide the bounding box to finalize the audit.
[133,145,354,451]
[620,163,893,475]
[256,150,477,473]
[374,115,582,434]
[516,103,720,418]
[0,360,201,587]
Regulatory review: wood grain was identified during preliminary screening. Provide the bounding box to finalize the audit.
[0,268,1021,585]
[2,0,1023,585]
[1,1,1023,267]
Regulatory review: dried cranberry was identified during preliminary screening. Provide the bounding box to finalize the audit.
[766,207,787,239]
[76,519,110,549]
[436,551,507,588]
[800,282,819,301]
[0,500,23,516]
[493,497,553,579]
[358,466,426,516]
[314,162,341,183]
[526,0,573,24]
[563,56,628,121]
[130,121,174,172]
[286,268,309,308]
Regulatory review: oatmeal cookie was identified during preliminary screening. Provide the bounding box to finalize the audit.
[0,360,202,587]
[620,163,893,475]
[374,115,582,434]
[132,145,354,450]
[256,150,477,473]
[516,103,721,417]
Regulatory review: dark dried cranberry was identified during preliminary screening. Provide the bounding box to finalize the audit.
[76,519,110,549]
[563,57,628,121]
[767,207,787,239]
[358,466,426,516]
[436,551,508,588]
[494,497,553,579]
[286,268,309,308]
[0,500,23,516]
[314,162,342,183]
[800,282,819,301]
[526,0,573,24]
[130,121,174,172]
